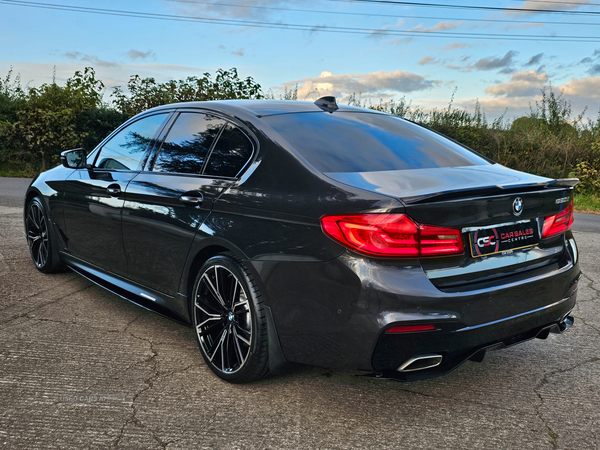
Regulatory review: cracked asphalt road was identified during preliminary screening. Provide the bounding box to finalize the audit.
[1,178,599,449]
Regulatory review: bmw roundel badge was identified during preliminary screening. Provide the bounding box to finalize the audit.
[513,197,523,216]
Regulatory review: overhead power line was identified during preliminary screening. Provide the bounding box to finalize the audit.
[508,0,600,6]
[166,0,600,26]
[324,0,600,15]
[3,0,600,42]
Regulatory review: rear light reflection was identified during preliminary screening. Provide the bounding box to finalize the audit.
[320,213,464,258]
[542,200,574,239]
[386,324,438,334]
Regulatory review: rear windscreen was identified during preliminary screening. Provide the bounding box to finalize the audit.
[262,112,489,173]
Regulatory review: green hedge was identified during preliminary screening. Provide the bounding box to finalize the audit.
[1,67,598,196]
[0,67,262,173]
[363,89,600,195]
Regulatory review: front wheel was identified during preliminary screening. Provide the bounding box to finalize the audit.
[191,255,269,383]
[25,197,62,273]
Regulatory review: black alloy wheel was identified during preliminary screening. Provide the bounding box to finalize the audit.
[192,255,269,383]
[25,197,59,273]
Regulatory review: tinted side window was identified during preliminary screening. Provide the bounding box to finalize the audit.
[263,112,489,173]
[153,113,226,174]
[204,124,253,177]
[95,113,168,170]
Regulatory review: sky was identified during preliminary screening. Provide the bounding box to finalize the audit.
[2,0,600,122]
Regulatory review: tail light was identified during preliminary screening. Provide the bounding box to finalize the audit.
[541,200,573,239]
[320,214,464,258]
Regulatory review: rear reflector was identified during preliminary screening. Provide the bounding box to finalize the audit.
[541,200,573,239]
[386,324,438,334]
[320,214,464,258]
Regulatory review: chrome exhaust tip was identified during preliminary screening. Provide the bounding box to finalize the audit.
[551,314,574,334]
[397,354,443,372]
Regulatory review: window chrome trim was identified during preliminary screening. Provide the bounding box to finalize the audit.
[147,108,258,179]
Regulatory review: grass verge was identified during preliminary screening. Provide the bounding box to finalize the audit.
[574,193,600,214]
[0,169,34,177]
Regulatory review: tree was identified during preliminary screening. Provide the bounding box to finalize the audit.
[510,116,545,132]
[111,68,263,118]
[1,67,109,170]
[0,67,25,123]
[527,87,578,137]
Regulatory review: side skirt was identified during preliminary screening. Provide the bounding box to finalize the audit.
[60,252,191,326]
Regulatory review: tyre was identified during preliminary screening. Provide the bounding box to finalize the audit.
[191,254,269,383]
[25,197,63,273]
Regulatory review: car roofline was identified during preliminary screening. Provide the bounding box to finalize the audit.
[141,99,388,118]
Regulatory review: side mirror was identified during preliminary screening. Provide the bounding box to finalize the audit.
[60,148,88,169]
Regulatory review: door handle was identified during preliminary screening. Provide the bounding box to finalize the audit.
[180,195,203,207]
[106,185,121,197]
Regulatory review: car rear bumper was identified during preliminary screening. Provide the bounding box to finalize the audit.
[370,294,576,380]
[256,234,580,378]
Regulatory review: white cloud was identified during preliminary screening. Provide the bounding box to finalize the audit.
[443,50,519,73]
[457,75,600,122]
[442,42,471,50]
[389,38,413,46]
[474,50,518,71]
[560,77,600,98]
[127,50,156,62]
[285,70,441,101]
[485,70,548,97]
[418,56,439,66]
[65,52,118,68]
[409,21,465,33]
[509,0,594,14]
[524,53,544,67]
[161,0,301,20]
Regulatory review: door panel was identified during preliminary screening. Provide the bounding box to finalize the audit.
[122,173,233,296]
[61,112,171,275]
[62,169,137,275]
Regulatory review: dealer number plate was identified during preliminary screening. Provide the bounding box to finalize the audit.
[469,220,539,258]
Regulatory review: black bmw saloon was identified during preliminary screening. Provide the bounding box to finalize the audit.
[24,97,580,383]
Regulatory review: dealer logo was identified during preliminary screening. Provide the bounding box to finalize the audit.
[513,197,523,216]
[477,236,496,248]
[473,228,500,256]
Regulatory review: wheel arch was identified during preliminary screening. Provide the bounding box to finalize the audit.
[23,190,65,272]
[24,188,55,233]
[183,243,234,313]
[24,188,42,214]
[182,239,287,375]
